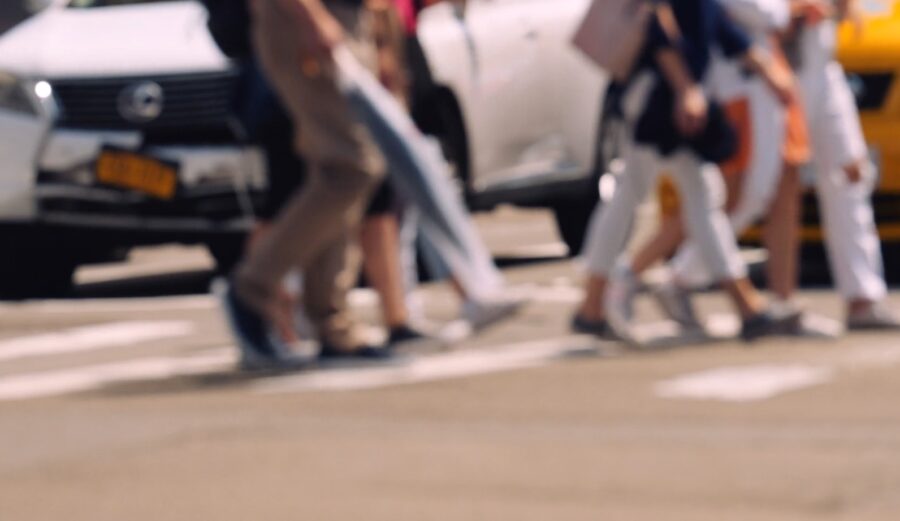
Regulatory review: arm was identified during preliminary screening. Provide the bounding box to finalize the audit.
[742,46,795,105]
[655,48,709,137]
[789,0,833,25]
[714,2,795,105]
[273,0,345,59]
[836,0,859,20]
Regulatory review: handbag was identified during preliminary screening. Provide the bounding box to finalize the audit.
[635,83,738,164]
[572,0,654,81]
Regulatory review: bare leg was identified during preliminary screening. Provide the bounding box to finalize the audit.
[722,278,766,320]
[764,165,801,301]
[630,215,685,274]
[577,275,608,321]
[360,214,409,329]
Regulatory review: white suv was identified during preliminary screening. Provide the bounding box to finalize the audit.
[0,0,265,297]
[413,0,614,254]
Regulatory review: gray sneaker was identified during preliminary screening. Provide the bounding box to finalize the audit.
[650,282,702,330]
[462,294,524,331]
[604,263,639,341]
[847,303,900,331]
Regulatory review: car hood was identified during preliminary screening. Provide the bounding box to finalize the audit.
[838,2,900,69]
[0,1,229,79]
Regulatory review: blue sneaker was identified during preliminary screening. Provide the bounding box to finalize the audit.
[213,279,311,372]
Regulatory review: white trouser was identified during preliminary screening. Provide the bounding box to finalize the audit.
[800,61,886,302]
[583,74,747,282]
[671,78,786,287]
[583,144,748,282]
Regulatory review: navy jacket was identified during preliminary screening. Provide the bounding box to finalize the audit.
[634,0,753,159]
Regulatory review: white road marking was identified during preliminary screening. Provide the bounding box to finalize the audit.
[255,337,602,394]
[655,365,836,403]
[349,284,585,309]
[0,321,195,363]
[0,348,235,401]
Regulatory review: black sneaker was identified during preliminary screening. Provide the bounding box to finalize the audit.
[318,343,396,362]
[572,315,617,340]
[740,310,793,342]
[213,279,310,372]
[388,325,428,345]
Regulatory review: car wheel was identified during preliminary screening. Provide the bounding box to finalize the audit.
[881,241,900,284]
[207,236,246,275]
[552,195,598,256]
[552,84,626,256]
[0,248,76,299]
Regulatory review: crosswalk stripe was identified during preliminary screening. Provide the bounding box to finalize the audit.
[0,348,234,401]
[655,365,836,403]
[0,321,195,363]
[255,337,604,395]
[655,344,900,403]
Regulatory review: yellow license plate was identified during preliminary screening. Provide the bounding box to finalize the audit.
[96,149,178,200]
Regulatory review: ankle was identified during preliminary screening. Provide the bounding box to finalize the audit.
[847,299,875,316]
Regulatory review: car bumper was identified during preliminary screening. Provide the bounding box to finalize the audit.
[30,129,266,234]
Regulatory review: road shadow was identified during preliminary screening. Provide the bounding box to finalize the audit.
[70,269,216,300]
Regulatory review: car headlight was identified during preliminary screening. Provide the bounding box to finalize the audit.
[0,72,45,116]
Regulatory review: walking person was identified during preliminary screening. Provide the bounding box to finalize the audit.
[656,0,900,331]
[573,0,798,343]
[790,0,900,329]
[220,0,395,369]
[619,0,830,336]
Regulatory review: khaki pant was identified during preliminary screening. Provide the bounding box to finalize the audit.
[239,1,386,349]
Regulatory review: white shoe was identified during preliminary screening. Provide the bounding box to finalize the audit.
[461,293,524,331]
[847,302,900,331]
[766,300,841,340]
[603,263,639,342]
[650,281,701,330]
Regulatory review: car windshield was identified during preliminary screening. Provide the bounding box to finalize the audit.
[68,0,179,7]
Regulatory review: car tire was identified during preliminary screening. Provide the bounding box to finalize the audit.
[552,195,598,256]
[0,248,76,300]
[207,236,246,275]
[881,241,900,284]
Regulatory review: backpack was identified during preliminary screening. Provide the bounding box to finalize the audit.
[572,0,654,81]
[200,0,253,60]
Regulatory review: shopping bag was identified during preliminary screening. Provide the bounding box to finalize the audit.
[572,0,653,81]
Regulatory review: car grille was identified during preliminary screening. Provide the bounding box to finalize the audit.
[846,72,894,111]
[51,72,242,143]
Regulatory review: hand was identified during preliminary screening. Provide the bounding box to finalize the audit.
[675,86,708,137]
[839,0,865,38]
[793,0,834,25]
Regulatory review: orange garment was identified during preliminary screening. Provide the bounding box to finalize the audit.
[772,41,811,166]
[719,98,752,176]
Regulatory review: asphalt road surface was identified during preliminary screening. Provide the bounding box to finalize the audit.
[2,208,900,521]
